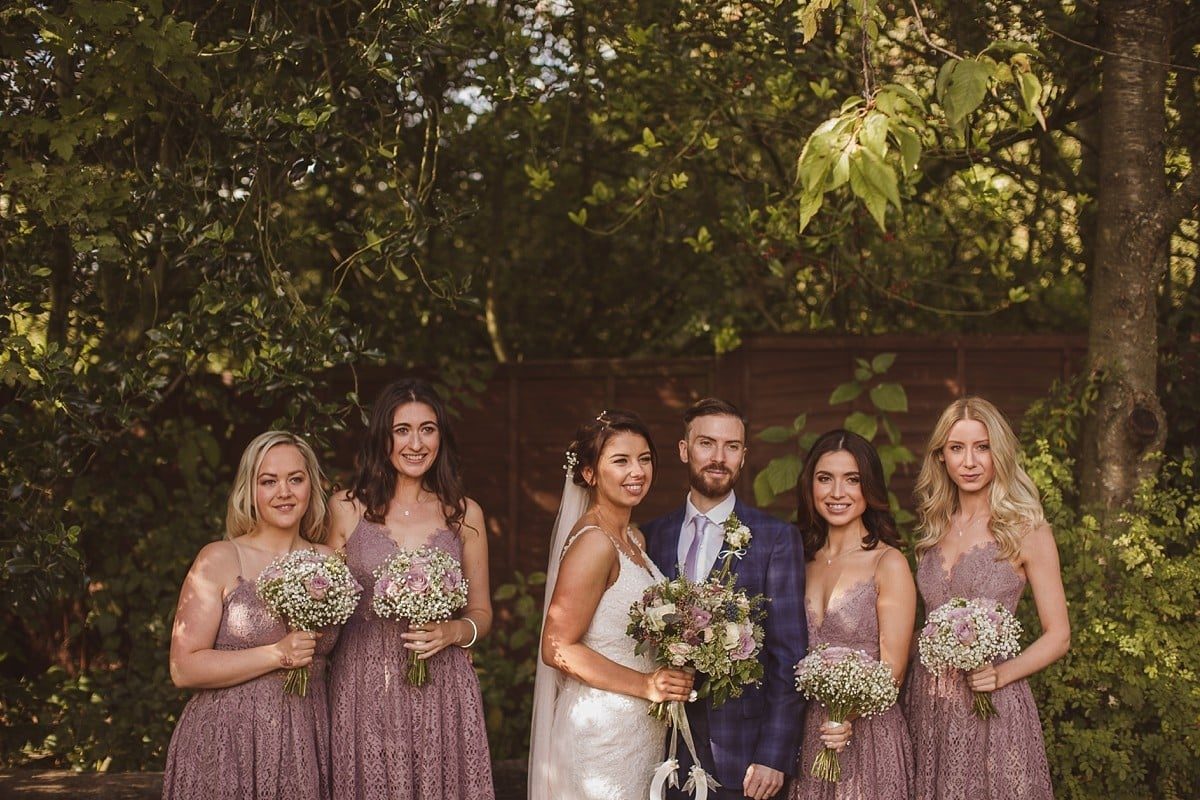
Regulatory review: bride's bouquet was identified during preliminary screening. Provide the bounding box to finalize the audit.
[628,574,765,798]
[917,596,1022,718]
[793,645,899,782]
[629,575,766,716]
[372,546,469,686]
[257,549,363,696]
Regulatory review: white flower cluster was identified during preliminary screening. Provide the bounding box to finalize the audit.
[722,514,752,550]
[257,549,363,631]
[794,645,899,719]
[918,596,1022,673]
[372,545,469,625]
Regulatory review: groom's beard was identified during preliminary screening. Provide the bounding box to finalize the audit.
[689,463,739,499]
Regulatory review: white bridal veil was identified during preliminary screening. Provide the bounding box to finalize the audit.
[527,474,591,800]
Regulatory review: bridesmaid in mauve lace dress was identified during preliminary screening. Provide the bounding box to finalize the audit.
[328,378,494,800]
[789,430,916,800]
[164,432,340,800]
[905,397,1070,800]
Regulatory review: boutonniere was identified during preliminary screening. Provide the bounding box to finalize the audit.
[716,512,752,578]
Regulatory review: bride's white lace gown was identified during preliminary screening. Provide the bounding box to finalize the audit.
[547,527,667,799]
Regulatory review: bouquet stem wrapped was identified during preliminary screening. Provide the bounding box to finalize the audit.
[256,550,363,697]
[372,545,469,687]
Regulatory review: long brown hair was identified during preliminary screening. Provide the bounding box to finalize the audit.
[797,429,901,561]
[348,379,468,532]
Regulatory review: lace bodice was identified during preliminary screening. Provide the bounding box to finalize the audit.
[806,578,880,658]
[917,540,1025,613]
[567,528,662,671]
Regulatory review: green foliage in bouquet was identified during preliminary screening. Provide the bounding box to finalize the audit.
[1020,386,1200,800]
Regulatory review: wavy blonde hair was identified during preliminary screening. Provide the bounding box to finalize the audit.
[914,397,1044,561]
[225,431,329,543]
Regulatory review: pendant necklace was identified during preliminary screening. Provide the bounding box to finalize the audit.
[954,508,987,537]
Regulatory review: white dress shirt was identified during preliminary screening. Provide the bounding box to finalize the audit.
[676,491,737,580]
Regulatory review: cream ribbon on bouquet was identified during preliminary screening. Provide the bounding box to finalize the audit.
[649,700,719,800]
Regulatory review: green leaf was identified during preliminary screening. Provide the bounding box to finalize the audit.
[567,207,588,226]
[797,190,823,234]
[845,411,878,441]
[753,455,803,505]
[792,413,808,432]
[758,425,794,444]
[1017,71,1047,129]
[941,58,995,127]
[871,352,896,374]
[854,367,872,382]
[829,381,863,404]
[860,111,889,158]
[869,382,908,413]
[892,124,922,174]
[494,584,517,601]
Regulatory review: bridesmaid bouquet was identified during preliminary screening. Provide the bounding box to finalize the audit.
[628,574,765,799]
[918,596,1022,718]
[372,546,469,686]
[257,549,363,696]
[793,645,899,782]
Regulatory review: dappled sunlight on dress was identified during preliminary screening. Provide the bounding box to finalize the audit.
[905,541,1053,800]
[330,520,493,800]
[790,579,913,800]
[163,577,339,800]
[546,527,666,800]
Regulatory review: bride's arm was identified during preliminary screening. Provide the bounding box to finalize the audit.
[541,530,691,703]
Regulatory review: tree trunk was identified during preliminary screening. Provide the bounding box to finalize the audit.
[1081,0,1200,509]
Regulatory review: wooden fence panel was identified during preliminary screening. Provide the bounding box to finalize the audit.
[349,335,1086,578]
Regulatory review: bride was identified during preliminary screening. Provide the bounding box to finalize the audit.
[529,410,695,800]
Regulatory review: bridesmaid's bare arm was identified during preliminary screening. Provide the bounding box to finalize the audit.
[971,523,1070,691]
[875,547,918,685]
[325,490,360,551]
[540,530,692,703]
[169,541,315,689]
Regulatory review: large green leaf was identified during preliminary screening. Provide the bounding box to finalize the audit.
[870,383,909,413]
[844,411,878,441]
[829,381,863,405]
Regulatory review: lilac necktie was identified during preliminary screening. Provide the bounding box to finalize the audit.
[684,514,709,581]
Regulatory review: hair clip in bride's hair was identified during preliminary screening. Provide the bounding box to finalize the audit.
[563,447,579,474]
[595,410,609,424]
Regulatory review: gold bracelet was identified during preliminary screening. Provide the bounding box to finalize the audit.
[458,617,479,649]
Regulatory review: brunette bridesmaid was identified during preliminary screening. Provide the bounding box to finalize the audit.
[328,378,494,800]
[163,432,339,800]
[789,430,916,800]
[905,397,1069,799]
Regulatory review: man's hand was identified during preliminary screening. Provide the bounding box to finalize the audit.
[742,763,784,799]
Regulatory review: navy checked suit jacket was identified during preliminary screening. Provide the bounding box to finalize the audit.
[643,497,808,788]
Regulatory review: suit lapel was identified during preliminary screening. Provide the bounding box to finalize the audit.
[654,506,687,579]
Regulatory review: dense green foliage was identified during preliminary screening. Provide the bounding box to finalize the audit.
[1020,388,1200,799]
[1,0,1196,780]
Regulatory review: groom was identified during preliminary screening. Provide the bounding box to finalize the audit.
[643,398,806,800]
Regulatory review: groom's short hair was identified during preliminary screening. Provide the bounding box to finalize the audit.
[683,397,748,434]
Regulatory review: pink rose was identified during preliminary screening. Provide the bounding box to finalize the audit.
[259,565,284,583]
[953,620,977,645]
[304,573,331,600]
[921,622,936,638]
[375,576,393,595]
[443,568,463,591]
[732,628,756,660]
[689,607,712,628]
[403,568,430,594]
